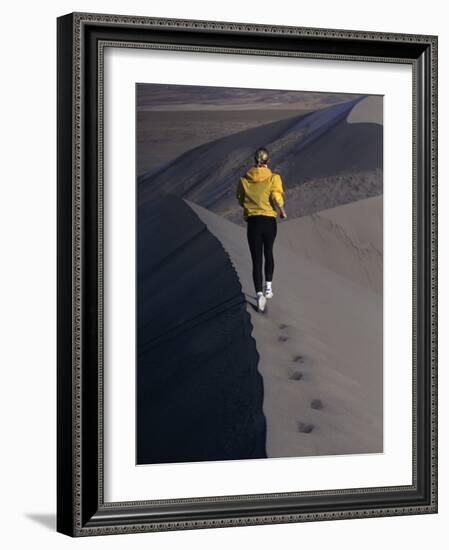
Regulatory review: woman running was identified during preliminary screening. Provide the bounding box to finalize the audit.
[236,147,287,312]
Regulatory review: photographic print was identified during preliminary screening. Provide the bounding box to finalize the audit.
[57,14,437,535]
[136,84,383,465]
[57,13,438,535]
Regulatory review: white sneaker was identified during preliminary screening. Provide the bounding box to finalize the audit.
[257,293,267,312]
[264,284,273,299]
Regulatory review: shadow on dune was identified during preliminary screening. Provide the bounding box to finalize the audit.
[136,193,267,465]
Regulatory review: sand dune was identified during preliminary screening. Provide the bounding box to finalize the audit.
[347,95,383,125]
[276,196,383,293]
[139,96,383,220]
[188,200,383,458]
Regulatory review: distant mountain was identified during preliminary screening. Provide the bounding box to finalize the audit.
[137,82,362,111]
[138,96,383,221]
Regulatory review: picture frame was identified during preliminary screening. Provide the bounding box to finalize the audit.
[57,11,438,537]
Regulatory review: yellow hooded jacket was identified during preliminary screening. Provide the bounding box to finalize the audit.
[236,165,284,220]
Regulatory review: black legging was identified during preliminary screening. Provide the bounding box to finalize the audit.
[246,215,277,293]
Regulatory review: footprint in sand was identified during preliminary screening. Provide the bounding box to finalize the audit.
[297,422,315,434]
[278,324,292,342]
[292,354,313,367]
[310,399,324,410]
[289,371,304,381]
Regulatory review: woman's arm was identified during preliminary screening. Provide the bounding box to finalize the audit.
[270,174,287,218]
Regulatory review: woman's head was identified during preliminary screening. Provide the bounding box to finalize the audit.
[254,147,269,166]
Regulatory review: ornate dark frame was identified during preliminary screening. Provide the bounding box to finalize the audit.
[57,11,438,537]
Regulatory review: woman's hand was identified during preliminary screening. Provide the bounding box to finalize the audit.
[280,208,288,219]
